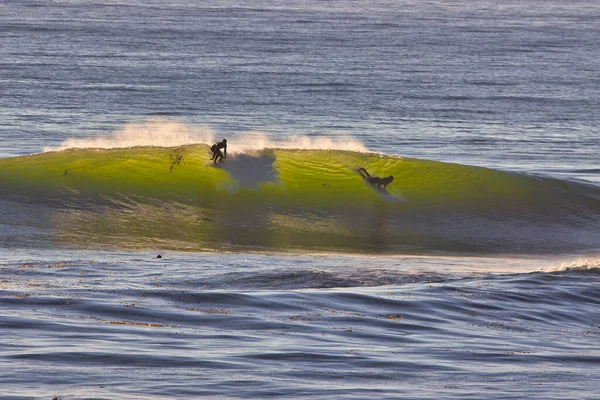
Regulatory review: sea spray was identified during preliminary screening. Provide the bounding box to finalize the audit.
[44,118,369,154]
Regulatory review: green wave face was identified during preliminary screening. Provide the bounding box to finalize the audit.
[1,145,599,254]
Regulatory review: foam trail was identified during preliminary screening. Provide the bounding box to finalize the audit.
[44,119,369,153]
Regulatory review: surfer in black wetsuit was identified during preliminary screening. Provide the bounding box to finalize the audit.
[357,168,394,191]
[210,139,227,163]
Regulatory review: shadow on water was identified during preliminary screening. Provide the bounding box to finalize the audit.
[214,151,279,191]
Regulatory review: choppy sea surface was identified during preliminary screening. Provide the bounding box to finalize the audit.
[1,1,599,399]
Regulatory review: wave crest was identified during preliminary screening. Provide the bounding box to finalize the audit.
[44,119,216,151]
[560,258,600,272]
[44,119,369,153]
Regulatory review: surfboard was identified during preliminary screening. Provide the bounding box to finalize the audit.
[377,189,405,203]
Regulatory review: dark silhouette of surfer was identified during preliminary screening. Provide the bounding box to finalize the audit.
[210,139,227,164]
[357,168,394,191]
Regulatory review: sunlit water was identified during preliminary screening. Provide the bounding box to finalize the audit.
[1,0,599,399]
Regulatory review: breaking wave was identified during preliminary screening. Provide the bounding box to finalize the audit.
[1,144,599,254]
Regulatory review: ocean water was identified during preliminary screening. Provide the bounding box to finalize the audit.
[1,0,599,399]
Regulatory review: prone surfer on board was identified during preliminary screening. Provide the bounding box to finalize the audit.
[210,139,227,164]
[357,168,394,191]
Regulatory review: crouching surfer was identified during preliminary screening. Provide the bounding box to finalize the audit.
[357,168,394,191]
[210,139,227,164]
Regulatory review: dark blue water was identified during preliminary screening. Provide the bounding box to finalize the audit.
[1,251,600,399]
[1,0,600,398]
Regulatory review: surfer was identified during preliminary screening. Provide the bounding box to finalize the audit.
[357,168,394,191]
[210,139,227,164]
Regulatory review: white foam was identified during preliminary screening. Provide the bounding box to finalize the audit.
[44,119,369,153]
[558,257,600,272]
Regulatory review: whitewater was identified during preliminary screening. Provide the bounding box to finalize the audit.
[1,0,600,399]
